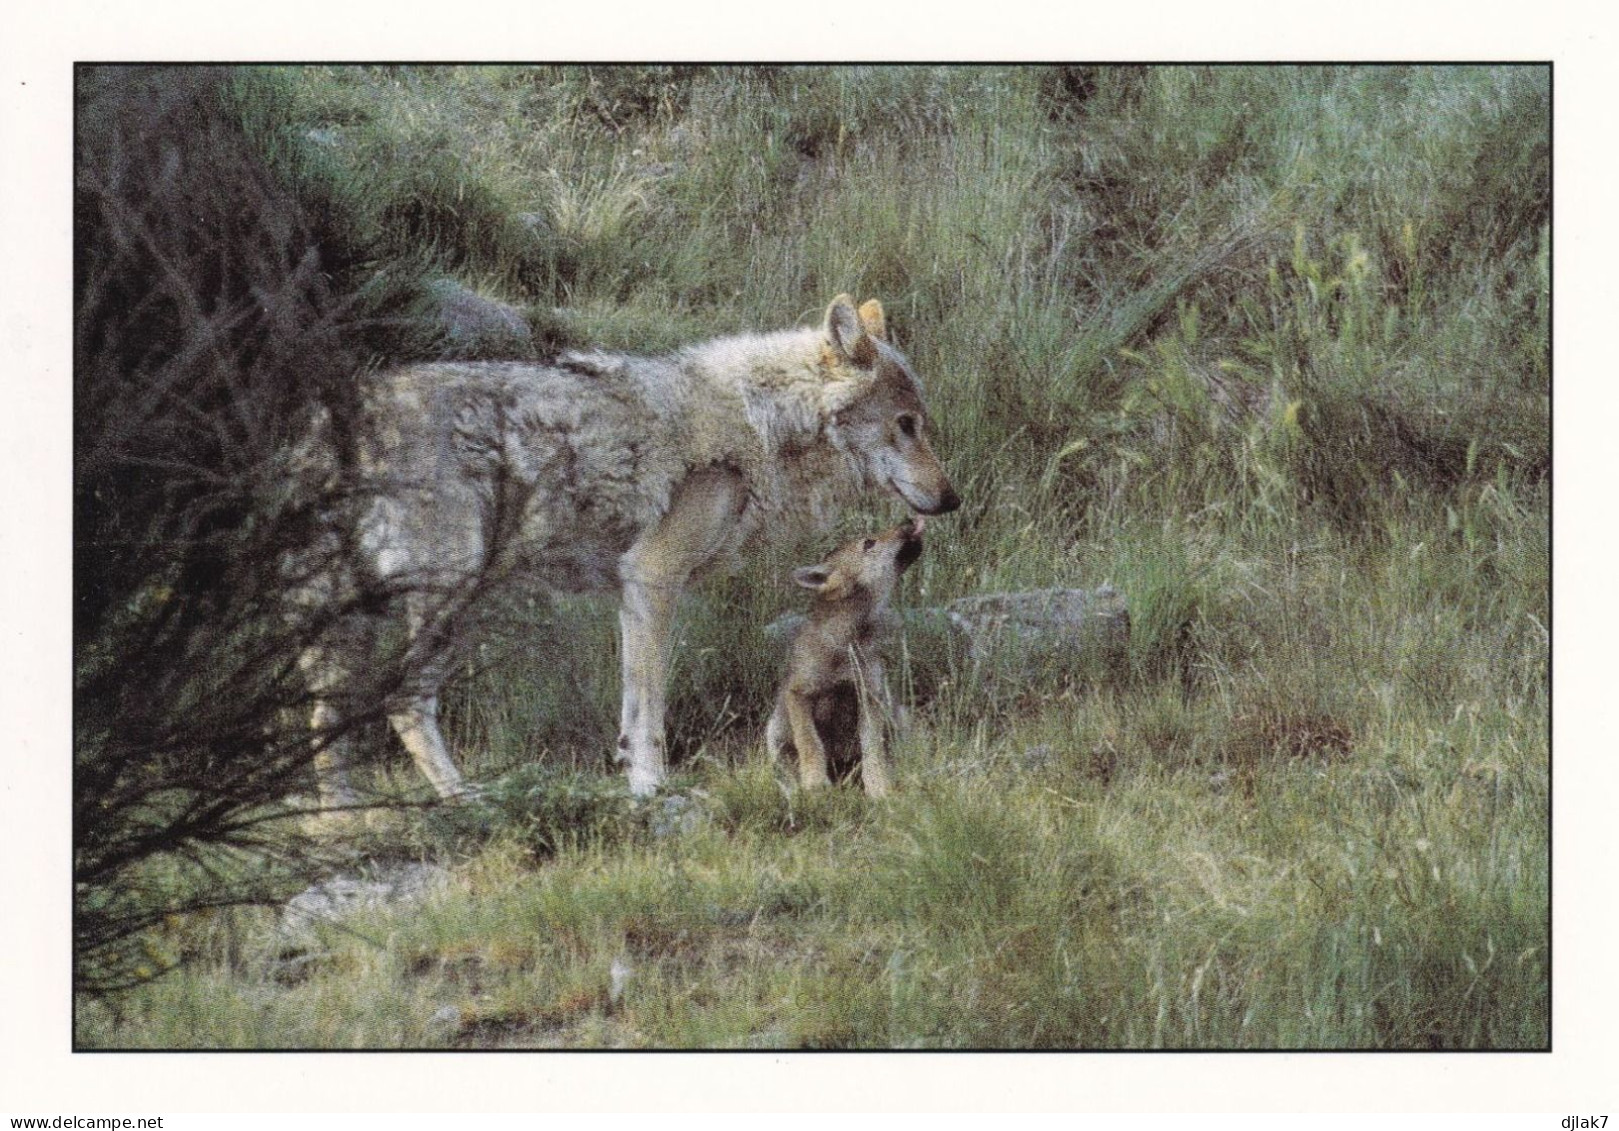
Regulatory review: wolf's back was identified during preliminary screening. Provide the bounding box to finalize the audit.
[355,359,690,591]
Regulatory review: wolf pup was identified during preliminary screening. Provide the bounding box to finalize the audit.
[766,517,925,797]
[296,296,958,804]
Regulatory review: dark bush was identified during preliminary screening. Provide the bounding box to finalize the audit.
[73,66,426,992]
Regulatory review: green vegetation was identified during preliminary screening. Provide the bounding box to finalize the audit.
[75,64,1547,1048]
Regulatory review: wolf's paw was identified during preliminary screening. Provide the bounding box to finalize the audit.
[626,764,666,798]
[446,780,488,804]
[296,801,370,842]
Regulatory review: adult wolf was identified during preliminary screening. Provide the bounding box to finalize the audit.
[300,295,959,803]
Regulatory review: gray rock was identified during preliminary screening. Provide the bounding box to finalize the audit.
[944,585,1130,669]
[424,278,535,359]
[647,792,704,839]
[278,861,452,951]
[609,956,634,1004]
[1020,743,1057,771]
[766,585,1129,680]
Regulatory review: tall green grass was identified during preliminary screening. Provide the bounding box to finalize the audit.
[80,63,1547,1049]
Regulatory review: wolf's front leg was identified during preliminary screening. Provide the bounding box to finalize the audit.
[617,575,680,797]
[615,466,748,797]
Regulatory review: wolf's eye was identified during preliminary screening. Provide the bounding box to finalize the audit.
[896,414,918,439]
[862,538,877,551]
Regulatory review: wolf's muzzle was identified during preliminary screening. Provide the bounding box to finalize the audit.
[928,485,962,515]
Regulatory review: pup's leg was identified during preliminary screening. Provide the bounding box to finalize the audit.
[765,695,792,765]
[855,660,894,798]
[786,688,831,790]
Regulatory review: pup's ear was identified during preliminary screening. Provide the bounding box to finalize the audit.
[824,294,877,369]
[857,298,888,341]
[791,565,833,591]
[792,564,851,598]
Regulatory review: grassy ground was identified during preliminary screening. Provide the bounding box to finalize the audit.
[75,63,1548,1049]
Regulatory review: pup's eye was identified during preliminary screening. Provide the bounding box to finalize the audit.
[862,538,877,551]
[896,414,918,439]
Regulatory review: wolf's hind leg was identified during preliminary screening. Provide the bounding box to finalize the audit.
[299,642,360,808]
[387,591,471,800]
[388,693,467,799]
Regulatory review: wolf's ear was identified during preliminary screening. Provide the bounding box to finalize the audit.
[792,565,834,591]
[858,298,888,341]
[825,294,878,369]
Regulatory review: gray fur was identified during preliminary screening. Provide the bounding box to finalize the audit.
[301,295,959,802]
